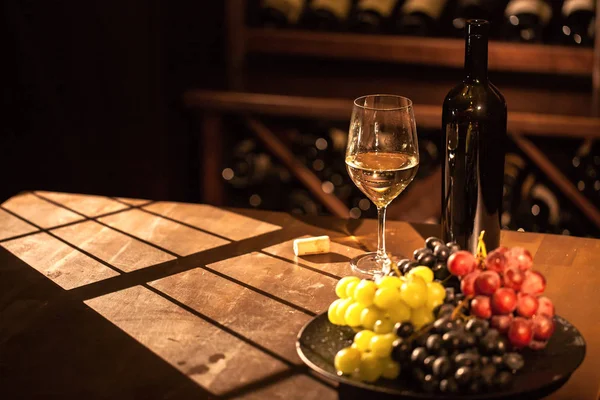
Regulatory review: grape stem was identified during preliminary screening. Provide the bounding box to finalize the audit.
[451,296,472,320]
[391,263,402,277]
[407,323,435,343]
[476,230,488,269]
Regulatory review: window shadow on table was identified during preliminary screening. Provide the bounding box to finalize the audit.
[290,214,364,236]
[289,213,441,248]
[299,253,351,264]
[0,248,214,400]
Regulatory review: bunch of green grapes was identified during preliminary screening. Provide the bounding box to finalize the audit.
[329,267,447,382]
[328,266,446,332]
[334,329,401,382]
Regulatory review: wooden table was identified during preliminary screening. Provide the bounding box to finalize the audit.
[0,191,598,399]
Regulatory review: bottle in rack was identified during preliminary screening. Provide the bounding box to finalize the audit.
[301,0,353,31]
[502,0,553,43]
[257,0,306,28]
[288,189,321,215]
[394,0,449,36]
[415,133,441,179]
[224,139,272,189]
[441,19,507,253]
[502,152,528,229]
[571,140,600,202]
[514,172,561,233]
[349,0,400,34]
[222,136,295,211]
[560,0,596,46]
[449,0,508,37]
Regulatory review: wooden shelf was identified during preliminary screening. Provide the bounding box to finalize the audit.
[246,28,595,77]
[241,65,594,117]
[184,90,600,139]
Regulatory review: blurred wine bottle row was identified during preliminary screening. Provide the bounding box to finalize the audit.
[219,118,599,237]
[251,0,596,46]
[502,139,599,238]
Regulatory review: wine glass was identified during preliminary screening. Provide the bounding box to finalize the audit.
[345,95,419,277]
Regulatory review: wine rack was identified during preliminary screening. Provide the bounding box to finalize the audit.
[227,0,600,115]
[185,90,600,235]
[185,0,600,237]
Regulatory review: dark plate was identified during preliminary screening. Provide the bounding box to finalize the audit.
[297,313,586,400]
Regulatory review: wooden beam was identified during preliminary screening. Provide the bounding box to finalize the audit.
[508,112,600,139]
[245,117,350,218]
[184,91,600,139]
[510,134,600,231]
[246,29,594,77]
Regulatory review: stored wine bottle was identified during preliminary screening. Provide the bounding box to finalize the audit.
[449,0,508,37]
[502,152,528,229]
[349,0,399,34]
[560,0,596,46]
[416,135,440,179]
[302,0,353,31]
[288,189,321,215]
[394,0,449,36]
[441,19,507,253]
[514,172,561,233]
[587,143,600,203]
[528,179,561,233]
[571,140,600,201]
[222,139,259,189]
[503,0,552,43]
[258,0,306,28]
[571,140,591,196]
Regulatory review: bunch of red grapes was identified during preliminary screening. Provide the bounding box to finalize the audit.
[447,247,555,350]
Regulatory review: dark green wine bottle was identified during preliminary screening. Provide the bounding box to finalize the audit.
[441,19,507,253]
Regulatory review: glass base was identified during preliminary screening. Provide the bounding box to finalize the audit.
[350,252,391,277]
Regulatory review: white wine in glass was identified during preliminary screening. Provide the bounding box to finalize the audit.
[345,95,419,276]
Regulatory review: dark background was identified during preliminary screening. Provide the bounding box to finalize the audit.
[3,1,598,238]
[3,0,226,202]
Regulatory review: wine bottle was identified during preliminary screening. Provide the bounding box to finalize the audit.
[587,142,600,203]
[502,152,528,229]
[560,0,596,46]
[450,0,508,37]
[528,179,561,233]
[394,0,449,36]
[223,139,273,189]
[441,19,507,253]
[349,0,399,34]
[288,189,321,215]
[503,0,552,43]
[513,172,561,233]
[416,135,440,179]
[258,0,306,28]
[302,0,353,31]
[571,140,600,201]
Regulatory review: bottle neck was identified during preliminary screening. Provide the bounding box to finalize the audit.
[464,33,489,83]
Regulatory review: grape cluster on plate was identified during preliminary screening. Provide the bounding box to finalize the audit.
[398,237,459,281]
[448,245,554,349]
[328,234,556,394]
[390,305,525,394]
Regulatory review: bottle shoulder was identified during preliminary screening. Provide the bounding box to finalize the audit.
[443,80,507,115]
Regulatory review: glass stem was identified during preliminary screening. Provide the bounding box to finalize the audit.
[376,206,387,260]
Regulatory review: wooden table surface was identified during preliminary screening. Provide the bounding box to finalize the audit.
[0,191,598,400]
